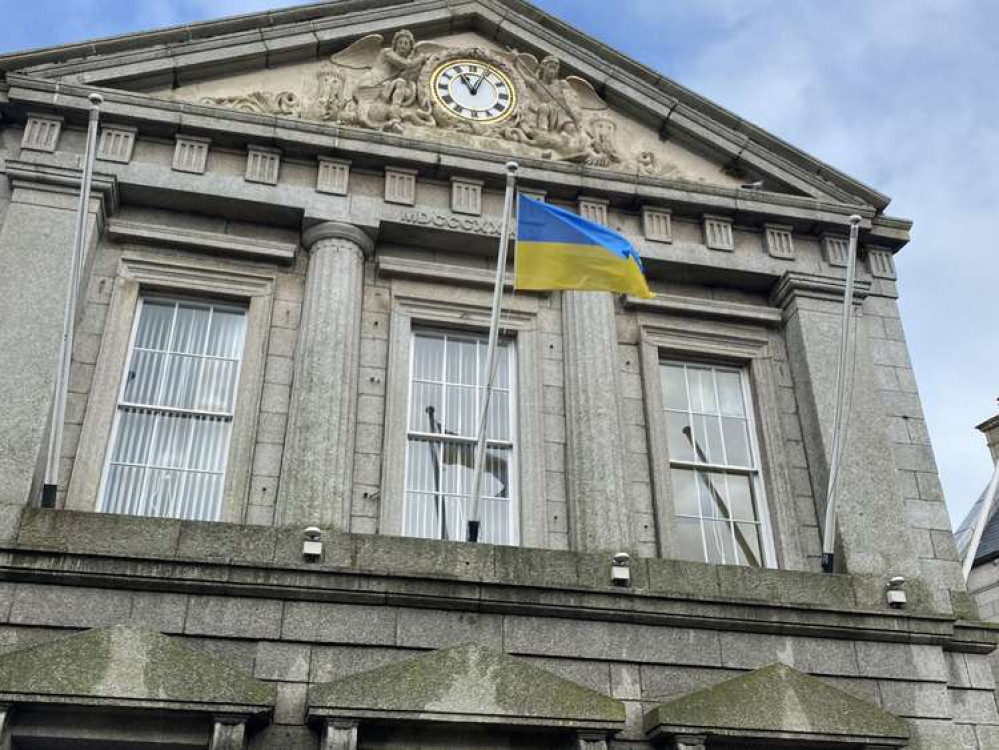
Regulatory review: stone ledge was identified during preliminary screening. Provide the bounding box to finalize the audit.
[0,509,989,653]
[108,219,298,262]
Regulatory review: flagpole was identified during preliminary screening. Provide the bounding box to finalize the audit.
[821,213,863,573]
[42,92,104,507]
[467,161,518,543]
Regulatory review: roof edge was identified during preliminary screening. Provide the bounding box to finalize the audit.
[0,0,894,212]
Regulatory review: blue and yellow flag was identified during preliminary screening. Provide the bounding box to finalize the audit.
[514,196,654,299]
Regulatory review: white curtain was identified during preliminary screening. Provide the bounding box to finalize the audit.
[404,332,515,544]
[102,299,246,521]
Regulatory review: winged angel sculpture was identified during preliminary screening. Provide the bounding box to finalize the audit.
[201,29,653,170]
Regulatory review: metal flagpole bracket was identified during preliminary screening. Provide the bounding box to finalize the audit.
[467,161,519,543]
[41,92,104,508]
[820,213,863,574]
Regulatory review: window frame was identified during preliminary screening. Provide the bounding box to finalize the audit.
[380,285,547,548]
[659,358,775,568]
[402,328,520,545]
[96,294,249,522]
[67,252,275,524]
[637,312,805,570]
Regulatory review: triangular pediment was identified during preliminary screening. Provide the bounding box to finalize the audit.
[308,643,625,731]
[643,662,909,745]
[0,0,889,210]
[0,622,275,714]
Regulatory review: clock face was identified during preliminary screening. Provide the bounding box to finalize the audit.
[431,59,516,124]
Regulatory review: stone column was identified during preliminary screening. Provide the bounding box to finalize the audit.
[673,734,707,750]
[278,222,372,529]
[562,291,631,552]
[321,719,359,750]
[773,273,918,578]
[210,717,247,750]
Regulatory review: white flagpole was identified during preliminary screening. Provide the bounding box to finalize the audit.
[467,161,518,543]
[962,461,999,581]
[821,213,863,573]
[42,92,104,507]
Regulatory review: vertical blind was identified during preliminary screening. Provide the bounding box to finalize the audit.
[404,331,517,544]
[100,297,247,522]
[661,361,767,567]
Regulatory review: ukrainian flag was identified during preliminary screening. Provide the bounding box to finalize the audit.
[514,195,654,299]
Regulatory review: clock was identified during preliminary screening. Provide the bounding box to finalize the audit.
[431,59,516,124]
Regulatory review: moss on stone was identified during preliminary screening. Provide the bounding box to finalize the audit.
[643,662,908,741]
[310,643,624,725]
[0,622,275,707]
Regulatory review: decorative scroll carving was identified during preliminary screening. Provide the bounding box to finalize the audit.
[197,28,680,174]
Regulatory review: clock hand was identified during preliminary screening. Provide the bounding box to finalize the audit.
[470,71,487,95]
[458,71,475,91]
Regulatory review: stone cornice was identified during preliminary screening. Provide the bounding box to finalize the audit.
[624,293,783,328]
[770,271,873,310]
[4,158,119,221]
[4,76,896,243]
[0,0,892,212]
[108,219,298,262]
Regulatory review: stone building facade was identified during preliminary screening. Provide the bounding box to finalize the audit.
[0,1,995,748]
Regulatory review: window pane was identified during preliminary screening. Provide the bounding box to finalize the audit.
[171,305,211,355]
[666,412,695,462]
[671,468,698,516]
[698,470,730,519]
[661,364,689,411]
[692,414,723,464]
[410,382,443,433]
[735,522,763,567]
[688,367,717,414]
[486,390,511,441]
[134,301,174,351]
[123,349,165,405]
[676,517,704,562]
[721,417,751,467]
[717,370,745,416]
[206,310,246,359]
[703,519,735,564]
[727,474,755,521]
[445,384,477,438]
[413,334,444,381]
[447,337,478,386]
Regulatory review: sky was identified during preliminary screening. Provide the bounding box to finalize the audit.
[2,1,997,528]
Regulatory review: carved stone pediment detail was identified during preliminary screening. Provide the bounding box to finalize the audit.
[196,29,688,176]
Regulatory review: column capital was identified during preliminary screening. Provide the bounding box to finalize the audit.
[302,221,374,257]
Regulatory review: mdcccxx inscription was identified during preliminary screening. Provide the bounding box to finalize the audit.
[398,209,513,237]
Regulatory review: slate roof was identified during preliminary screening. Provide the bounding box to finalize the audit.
[956,476,999,566]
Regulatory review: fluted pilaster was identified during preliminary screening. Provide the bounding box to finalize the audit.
[278,222,372,529]
[562,291,630,552]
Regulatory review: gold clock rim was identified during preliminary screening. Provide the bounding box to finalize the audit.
[430,58,517,125]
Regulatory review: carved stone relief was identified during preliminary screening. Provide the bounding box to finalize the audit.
[174,29,741,185]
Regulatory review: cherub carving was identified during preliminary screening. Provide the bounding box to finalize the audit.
[500,51,620,166]
[328,29,444,129]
